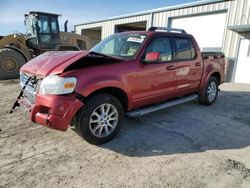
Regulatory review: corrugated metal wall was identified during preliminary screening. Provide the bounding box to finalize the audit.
[76,14,150,39]
[161,0,250,81]
[75,0,250,81]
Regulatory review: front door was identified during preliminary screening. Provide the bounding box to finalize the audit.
[235,39,250,83]
[133,36,177,108]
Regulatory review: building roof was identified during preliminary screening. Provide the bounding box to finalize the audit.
[75,0,224,27]
[228,24,250,33]
[26,11,61,17]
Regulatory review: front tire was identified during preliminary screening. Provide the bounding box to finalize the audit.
[198,76,219,105]
[0,48,26,80]
[75,94,124,145]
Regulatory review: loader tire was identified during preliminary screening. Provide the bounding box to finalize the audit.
[0,48,26,80]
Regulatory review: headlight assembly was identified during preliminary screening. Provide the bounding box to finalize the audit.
[39,75,77,95]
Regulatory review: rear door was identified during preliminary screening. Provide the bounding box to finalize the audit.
[173,37,203,95]
[133,35,177,107]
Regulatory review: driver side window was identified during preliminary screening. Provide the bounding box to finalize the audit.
[143,37,173,62]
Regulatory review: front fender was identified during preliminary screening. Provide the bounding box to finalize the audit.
[0,34,31,61]
[77,80,129,96]
[75,77,132,108]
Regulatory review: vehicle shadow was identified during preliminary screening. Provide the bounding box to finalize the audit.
[100,90,250,157]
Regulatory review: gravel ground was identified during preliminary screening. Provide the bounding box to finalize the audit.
[0,80,250,188]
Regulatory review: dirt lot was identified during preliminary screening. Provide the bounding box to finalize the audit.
[0,80,250,188]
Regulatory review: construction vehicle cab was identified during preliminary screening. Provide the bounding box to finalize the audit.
[25,11,61,50]
[0,11,93,80]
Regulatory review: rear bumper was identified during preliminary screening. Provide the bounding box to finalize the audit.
[20,94,84,131]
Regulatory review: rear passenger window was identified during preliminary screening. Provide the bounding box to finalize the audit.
[174,38,195,60]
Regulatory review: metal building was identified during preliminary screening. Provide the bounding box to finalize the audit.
[75,0,250,83]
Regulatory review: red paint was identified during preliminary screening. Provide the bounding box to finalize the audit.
[21,51,89,76]
[19,31,225,131]
[19,94,83,131]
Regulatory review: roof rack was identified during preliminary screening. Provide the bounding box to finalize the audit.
[148,27,187,34]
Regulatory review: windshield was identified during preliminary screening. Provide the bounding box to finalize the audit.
[91,33,147,59]
[38,15,50,33]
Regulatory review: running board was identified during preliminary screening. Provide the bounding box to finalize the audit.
[126,94,198,118]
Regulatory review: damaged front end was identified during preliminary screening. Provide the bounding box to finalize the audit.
[11,71,84,131]
[10,51,124,131]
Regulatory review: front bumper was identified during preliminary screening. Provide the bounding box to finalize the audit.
[20,94,84,131]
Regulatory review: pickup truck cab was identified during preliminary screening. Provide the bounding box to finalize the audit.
[14,27,226,144]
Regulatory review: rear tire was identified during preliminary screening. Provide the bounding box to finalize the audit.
[198,76,219,105]
[0,48,26,80]
[75,94,124,145]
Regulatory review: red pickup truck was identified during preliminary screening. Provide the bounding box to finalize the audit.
[12,27,226,144]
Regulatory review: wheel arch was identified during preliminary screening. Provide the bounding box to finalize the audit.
[199,70,221,92]
[3,45,29,62]
[83,87,129,112]
[210,72,221,84]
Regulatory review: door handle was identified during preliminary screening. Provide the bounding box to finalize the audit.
[166,65,176,70]
[195,62,202,66]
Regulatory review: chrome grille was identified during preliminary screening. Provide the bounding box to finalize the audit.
[20,72,40,104]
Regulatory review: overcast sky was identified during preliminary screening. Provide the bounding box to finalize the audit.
[0,0,199,35]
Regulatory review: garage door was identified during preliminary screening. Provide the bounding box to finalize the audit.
[115,21,147,33]
[169,12,227,49]
[234,39,250,84]
[81,27,102,46]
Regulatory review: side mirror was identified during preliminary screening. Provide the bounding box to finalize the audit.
[144,52,160,63]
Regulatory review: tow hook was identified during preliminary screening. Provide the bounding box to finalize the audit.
[10,76,32,113]
[45,114,50,126]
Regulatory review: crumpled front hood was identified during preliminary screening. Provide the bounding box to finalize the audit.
[21,51,89,76]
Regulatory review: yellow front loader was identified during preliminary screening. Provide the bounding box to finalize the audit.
[0,11,94,80]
